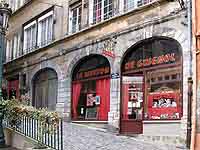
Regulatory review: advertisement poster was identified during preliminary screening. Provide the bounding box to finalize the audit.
[87,94,96,107]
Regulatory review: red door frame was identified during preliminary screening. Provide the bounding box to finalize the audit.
[120,74,144,134]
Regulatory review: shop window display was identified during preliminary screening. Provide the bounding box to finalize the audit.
[121,37,182,121]
[7,79,19,99]
[146,68,181,120]
[122,76,143,120]
[72,55,110,121]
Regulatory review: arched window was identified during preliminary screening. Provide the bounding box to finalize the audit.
[33,68,58,110]
[72,54,111,121]
[120,37,182,133]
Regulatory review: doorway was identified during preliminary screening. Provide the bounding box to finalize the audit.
[33,68,58,110]
[120,75,144,134]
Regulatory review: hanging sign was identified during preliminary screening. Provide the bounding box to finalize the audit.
[76,67,110,80]
[102,39,116,58]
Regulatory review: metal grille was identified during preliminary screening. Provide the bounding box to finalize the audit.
[4,115,63,150]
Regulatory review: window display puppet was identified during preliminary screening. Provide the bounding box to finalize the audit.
[171,100,177,107]
[152,100,158,108]
[130,93,138,101]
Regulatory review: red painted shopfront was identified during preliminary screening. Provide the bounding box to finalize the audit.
[7,79,19,99]
[71,55,111,121]
[120,37,183,134]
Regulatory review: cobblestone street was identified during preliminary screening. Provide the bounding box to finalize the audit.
[64,123,186,150]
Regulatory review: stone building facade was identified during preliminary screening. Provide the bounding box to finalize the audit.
[4,0,191,147]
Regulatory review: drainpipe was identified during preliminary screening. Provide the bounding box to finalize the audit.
[187,77,193,148]
[186,0,193,148]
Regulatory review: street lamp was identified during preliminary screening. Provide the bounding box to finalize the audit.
[0,0,11,148]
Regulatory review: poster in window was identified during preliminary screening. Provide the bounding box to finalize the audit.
[95,96,101,105]
[87,94,96,107]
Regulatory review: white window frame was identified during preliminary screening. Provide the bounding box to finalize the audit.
[124,0,136,11]
[20,0,25,7]
[13,34,18,59]
[38,11,54,47]
[89,0,113,25]
[6,40,10,62]
[69,4,82,34]
[9,0,25,11]
[23,21,37,54]
[7,39,13,61]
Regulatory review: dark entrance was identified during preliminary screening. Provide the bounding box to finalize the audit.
[33,68,58,110]
[120,37,183,134]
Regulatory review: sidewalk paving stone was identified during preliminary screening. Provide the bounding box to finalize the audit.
[63,122,188,150]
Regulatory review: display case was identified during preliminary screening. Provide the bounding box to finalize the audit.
[146,67,182,120]
[148,91,181,119]
[127,85,143,120]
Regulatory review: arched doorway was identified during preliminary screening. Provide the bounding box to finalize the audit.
[120,37,182,134]
[71,54,111,121]
[33,68,58,110]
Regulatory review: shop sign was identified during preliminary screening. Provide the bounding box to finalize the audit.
[102,39,116,58]
[76,67,110,80]
[124,53,176,71]
[111,73,120,79]
[102,50,115,58]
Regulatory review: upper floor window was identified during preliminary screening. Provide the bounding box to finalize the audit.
[38,11,54,47]
[137,0,153,6]
[6,32,21,62]
[69,3,82,34]
[123,0,154,12]
[13,33,21,58]
[9,0,26,12]
[93,0,113,24]
[22,10,54,55]
[6,40,11,62]
[23,21,37,53]
[124,0,135,11]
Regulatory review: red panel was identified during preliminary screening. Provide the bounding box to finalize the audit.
[7,80,19,99]
[120,120,143,134]
[148,92,181,120]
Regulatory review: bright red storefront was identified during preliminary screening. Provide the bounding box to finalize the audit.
[7,79,20,99]
[120,37,183,134]
[71,55,111,121]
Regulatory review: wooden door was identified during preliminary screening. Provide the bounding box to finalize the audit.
[48,78,58,110]
[120,76,144,134]
[33,69,57,110]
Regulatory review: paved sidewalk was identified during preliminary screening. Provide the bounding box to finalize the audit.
[63,122,186,150]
